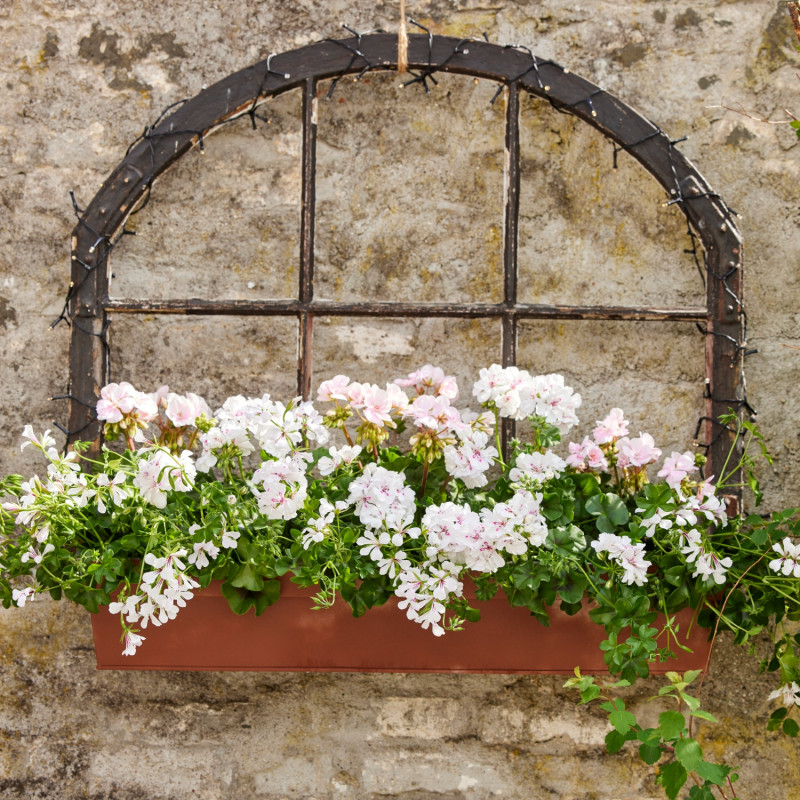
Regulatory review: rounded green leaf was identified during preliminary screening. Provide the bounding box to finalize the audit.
[605,729,626,754]
[658,761,688,800]
[639,742,663,765]
[674,737,703,771]
[657,710,686,740]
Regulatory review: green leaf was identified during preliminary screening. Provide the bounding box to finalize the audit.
[220,581,254,615]
[474,579,499,602]
[770,707,789,722]
[695,761,730,786]
[658,710,686,740]
[542,502,564,522]
[682,669,702,686]
[783,718,799,737]
[586,492,629,533]
[639,742,663,765]
[236,537,260,561]
[666,584,689,609]
[609,705,637,735]
[604,495,630,525]
[690,709,718,723]
[778,646,799,683]
[658,761,688,800]
[558,574,588,605]
[750,527,769,546]
[687,786,716,800]
[230,564,265,592]
[252,580,281,616]
[546,524,586,554]
[663,565,686,587]
[119,534,141,550]
[511,560,545,591]
[605,729,626,754]
[680,693,700,713]
[674,737,703,771]
[579,684,601,704]
[273,558,294,577]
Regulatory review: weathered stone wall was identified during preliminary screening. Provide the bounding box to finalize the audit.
[1,1,799,797]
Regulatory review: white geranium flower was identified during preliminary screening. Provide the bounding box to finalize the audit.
[12,587,35,607]
[188,541,221,569]
[122,630,146,656]
[768,682,800,708]
[768,537,800,578]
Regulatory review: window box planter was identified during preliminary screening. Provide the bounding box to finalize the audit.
[90,577,711,673]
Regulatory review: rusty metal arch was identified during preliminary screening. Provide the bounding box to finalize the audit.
[68,32,743,480]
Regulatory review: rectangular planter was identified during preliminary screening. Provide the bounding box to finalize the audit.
[91,578,712,673]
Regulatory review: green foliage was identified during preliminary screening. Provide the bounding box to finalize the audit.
[221,578,281,616]
[565,669,736,800]
[585,492,630,534]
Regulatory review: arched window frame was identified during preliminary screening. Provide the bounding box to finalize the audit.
[66,32,744,495]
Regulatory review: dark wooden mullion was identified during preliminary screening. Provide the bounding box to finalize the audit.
[501,82,521,457]
[68,233,110,455]
[297,78,318,399]
[704,217,744,496]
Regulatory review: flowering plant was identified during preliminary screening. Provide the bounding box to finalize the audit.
[1,364,798,795]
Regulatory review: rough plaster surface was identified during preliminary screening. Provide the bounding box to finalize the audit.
[1,1,800,798]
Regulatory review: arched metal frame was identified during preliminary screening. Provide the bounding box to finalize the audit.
[68,32,743,486]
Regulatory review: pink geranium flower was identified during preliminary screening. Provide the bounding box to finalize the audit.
[317,374,351,402]
[593,408,629,444]
[96,382,138,423]
[618,433,661,468]
[658,451,697,489]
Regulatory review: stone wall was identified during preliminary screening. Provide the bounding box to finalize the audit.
[1,1,799,798]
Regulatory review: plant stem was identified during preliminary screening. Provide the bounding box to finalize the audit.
[420,461,429,498]
[341,424,354,447]
[576,562,613,607]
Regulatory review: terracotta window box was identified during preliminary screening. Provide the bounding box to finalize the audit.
[91,578,711,673]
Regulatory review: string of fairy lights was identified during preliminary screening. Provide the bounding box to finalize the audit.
[48,24,753,459]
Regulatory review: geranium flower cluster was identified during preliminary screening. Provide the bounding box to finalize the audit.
[97,382,212,451]
[591,533,651,586]
[109,550,200,655]
[556,406,733,585]
[567,406,662,489]
[768,537,800,578]
[317,369,496,484]
[195,393,329,472]
[472,365,582,432]
[637,477,730,584]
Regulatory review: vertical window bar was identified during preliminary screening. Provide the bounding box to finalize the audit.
[501,82,521,457]
[298,77,318,399]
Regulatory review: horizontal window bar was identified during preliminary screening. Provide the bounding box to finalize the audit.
[104,298,708,322]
